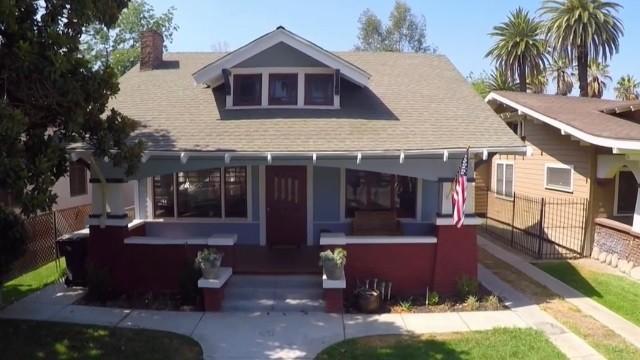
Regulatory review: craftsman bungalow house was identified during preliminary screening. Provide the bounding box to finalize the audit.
[72,27,525,312]
[483,91,640,269]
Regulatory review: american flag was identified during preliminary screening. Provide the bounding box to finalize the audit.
[451,148,469,228]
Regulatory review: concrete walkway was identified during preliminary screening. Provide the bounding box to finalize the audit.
[479,235,640,349]
[1,283,529,359]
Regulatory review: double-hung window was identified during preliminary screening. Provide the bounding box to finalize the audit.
[153,167,248,219]
[545,164,573,193]
[495,161,514,198]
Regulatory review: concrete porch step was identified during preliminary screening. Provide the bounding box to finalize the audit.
[225,286,323,301]
[226,275,322,288]
[222,298,325,313]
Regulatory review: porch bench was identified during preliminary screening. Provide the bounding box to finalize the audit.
[124,233,238,246]
[351,211,403,236]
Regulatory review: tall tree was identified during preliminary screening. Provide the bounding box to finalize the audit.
[541,0,623,97]
[355,1,435,53]
[614,75,640,101]
[548,56,574,95]
[0,0,144,216]
[528,72,548,94]
[487,68,519,92]
[83,0,178,76]
[486,7,548,93]
[587,60,612,98]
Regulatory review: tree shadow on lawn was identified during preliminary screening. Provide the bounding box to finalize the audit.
[535,261,603,300]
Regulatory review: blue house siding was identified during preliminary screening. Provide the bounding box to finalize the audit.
[313,166,341,222]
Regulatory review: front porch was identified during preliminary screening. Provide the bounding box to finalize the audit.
[82,152,490,311]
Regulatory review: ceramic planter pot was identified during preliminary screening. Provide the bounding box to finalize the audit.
[200,256,222,279]
[357,288,381,313]
[323,260,344,280]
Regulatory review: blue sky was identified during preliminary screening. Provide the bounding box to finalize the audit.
[149,0,639,99]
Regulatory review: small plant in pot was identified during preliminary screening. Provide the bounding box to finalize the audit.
[195,248,223,279]
[319,248,347,280]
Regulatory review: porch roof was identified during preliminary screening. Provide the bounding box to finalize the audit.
[98,52,524,154]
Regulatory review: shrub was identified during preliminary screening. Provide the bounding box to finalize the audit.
[427,291,439,306]
[397,297,414,312]
[456,275,479,299]
[464,295,480,311]
[0,207,27,278]
[484,294,501,310]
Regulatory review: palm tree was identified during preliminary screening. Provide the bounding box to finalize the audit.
[487,68,519,92]
[486,7,548,92]
[587,60,612,98]
[528,72,548,94]
[548,56,574,95]
[615,75,640,101]
[541,0,623,97]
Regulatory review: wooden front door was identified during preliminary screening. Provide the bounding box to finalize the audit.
[266,166,307,247]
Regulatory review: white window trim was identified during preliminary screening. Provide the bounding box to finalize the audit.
[226,67,339,110]
[151,166,252,221]
[544,163,574,193]
[614,170,635,217]
[494,160,514,200]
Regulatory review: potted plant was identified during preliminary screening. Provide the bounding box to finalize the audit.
[194,248,223,279]
[356,287,381,313]
[319,248,347,280]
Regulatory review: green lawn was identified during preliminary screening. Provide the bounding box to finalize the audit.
[316,328,566,360]
[537,261,640,327]
[1,259,66,306]
[0,319,202,359]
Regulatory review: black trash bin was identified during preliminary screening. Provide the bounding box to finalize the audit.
[56,229,89,287]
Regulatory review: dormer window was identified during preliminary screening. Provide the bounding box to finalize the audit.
[305,74,334,106]
[269,73,298,105]
[233,74,261,106]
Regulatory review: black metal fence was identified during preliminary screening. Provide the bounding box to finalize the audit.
[3,205,92,282]
[484,190,589,259]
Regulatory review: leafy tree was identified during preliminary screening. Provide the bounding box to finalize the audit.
[528,72,548,94]
[548,56,574,96]
[486,7,548,93]
[541,0,623,97]
[83,0,178,76]
[614,75,640,101]
[467,72,491,98]
[355,1,436,53]
[487,68,519,92]
[587,60,611,98]
[0,0,144,217]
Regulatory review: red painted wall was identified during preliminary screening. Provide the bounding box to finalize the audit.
[432,225,478,295]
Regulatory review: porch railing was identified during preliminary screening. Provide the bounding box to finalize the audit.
[483,188,589,259]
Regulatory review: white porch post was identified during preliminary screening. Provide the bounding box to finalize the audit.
[633,190,640,233]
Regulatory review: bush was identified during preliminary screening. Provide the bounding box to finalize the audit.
[484,294,501,310]
[464,295,480,311]
[397,297,414,312]
[86,265,112,303]
[427,291,439,306]
[456,275,479,299]
[0,207,27,278]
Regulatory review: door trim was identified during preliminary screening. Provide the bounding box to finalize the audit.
[306,165,314,246]
[259,165,266,246]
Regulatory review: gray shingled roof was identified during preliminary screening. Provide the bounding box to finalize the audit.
[491,91,640,141]
[110,52,524,153]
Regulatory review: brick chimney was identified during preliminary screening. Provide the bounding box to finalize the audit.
[140,30,163,71]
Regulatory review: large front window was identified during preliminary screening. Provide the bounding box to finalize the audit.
[153,167,248,219]
[345,169,417,218]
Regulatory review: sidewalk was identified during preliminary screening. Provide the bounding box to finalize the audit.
[0,282,529,359]
[479,234,640,349]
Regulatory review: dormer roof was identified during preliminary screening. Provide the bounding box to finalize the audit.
[191,26,371,87]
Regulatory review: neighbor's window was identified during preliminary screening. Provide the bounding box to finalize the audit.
[616,170,637,215]
[153,173,175,218]
[545,164,573,192]
[224,167,248,218]
[305,73,334,106]
[177,169,222,218]
[269,73,298,105]
[495,161,514,198]
[69,161,87,197]
[345,169,417,218]
[233,74,262,106]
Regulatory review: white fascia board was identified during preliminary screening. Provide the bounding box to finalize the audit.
[192,28,370,87]
[485,92,640,151]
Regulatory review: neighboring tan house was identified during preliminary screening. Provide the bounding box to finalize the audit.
[483,91,640,269]
[71,27,525,312]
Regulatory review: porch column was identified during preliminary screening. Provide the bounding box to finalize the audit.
[633,186,640,233]
[432,178,481,295]
[87,179,131,292]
